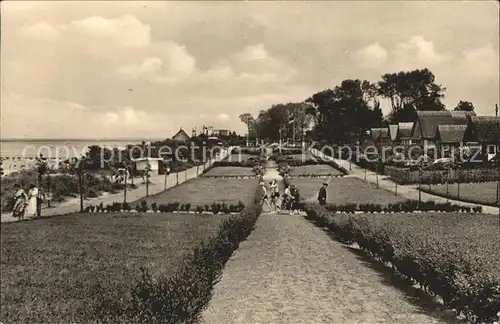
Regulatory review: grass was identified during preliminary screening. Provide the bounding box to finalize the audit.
[139,177,257,207]
[222,153,256,162]
[421,182,499,207]
[202,166,255,177]
[291,177,406,205]
[0,212,228,323]
[289,164,344,176]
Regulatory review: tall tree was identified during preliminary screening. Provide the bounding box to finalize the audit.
[453,100,475,112]
[378,69,446,123]
[239,113,255,138]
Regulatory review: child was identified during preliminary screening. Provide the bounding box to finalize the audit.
[259,182,272,212]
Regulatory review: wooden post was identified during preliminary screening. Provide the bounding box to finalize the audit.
[176,172,179,185]
[185,169,187,181]
[79,172,84,212]
[123,171,127,204]
[457,168,460,199]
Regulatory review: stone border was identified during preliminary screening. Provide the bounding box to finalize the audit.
[286,174,345,179]
[202,175,260,179]
[84,210,242,215]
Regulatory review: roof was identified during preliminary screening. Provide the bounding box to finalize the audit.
[397,122,414,139]
[132,157,164,162]
[435,125,468,143]
[414,111,473,139]
[389,125,399,141]
[172,128,190,141]
[469,116,500,143]
[370,128,389,142]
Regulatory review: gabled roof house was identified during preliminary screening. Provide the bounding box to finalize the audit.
[412,111,475,146]
[464,116,500,161]
[171,128,191,142]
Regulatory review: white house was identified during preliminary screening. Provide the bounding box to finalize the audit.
[132,157,165,173]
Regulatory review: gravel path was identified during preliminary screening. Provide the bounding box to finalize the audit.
[201,212,453,324]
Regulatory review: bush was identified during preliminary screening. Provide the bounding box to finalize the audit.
[95,184,263,323]
[303,204,500,324]
[151,202,158,212]
[122,202,132,212]
[196,205,204,214]
[140,200,148,212]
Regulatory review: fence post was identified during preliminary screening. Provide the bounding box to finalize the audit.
[176,172,179,185]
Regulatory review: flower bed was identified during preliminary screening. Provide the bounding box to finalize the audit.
[304,205,500,323]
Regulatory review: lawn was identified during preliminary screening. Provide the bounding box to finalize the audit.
[422,181,499,207]
[223,153,256,162]
[0,213,228,323]
[140,177,257,208]
[291,177,405,205]
[289,164,344,176]
[203,166,255,177]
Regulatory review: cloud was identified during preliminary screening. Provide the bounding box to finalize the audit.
[70,15,151,47]
[21,21,61,42]
[354,43,388,69]
[216,113,230,122]
[1,2,498,138]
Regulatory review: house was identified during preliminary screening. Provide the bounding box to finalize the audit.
[464,116,500,162]
[212,129,231,137]
[132,157,165,174]
[389,122,414,146]
[172,128,190,142]
[411,111,475,147]
[370,128,390,146]
[434,125,468,157]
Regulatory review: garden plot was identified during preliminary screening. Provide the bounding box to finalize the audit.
[140,177,257,208]
[222,153,256,162]
[203,166,256,177]
[422,181,499,207]
[289,164,344,177]
[292,177,405,205]
[0,213,228,323]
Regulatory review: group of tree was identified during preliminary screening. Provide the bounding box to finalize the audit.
[240,68,476,144]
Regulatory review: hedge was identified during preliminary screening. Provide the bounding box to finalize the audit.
[84,200,246,214]
[92,183,263,323]
[304,204,500,323]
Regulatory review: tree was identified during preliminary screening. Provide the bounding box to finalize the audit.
[453,100,475,112]
[379,69,446,123]
[63,156,90,212]
[239,113,255,140]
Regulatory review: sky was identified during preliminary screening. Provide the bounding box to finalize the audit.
[1,1,499,139]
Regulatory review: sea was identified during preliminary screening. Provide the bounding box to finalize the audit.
[0,138,159,173]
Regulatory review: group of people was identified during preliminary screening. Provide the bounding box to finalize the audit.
[11,184,42,220]
[260,179,301,215]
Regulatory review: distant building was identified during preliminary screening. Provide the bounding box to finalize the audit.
[464,116,500,162]
[370,128,390,146]
[132,157,165,173]
[389,122,414,146]
[172,128,190,142]
[411,111,475,147]
[212,129,231,137]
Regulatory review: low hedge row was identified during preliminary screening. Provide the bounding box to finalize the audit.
[325,200,483,214]
[94,184,263,323]
[304,205,500,323]
[83,200,246,214]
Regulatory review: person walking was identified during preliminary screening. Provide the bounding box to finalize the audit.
[282,183,292,213]
[26,184,39,218]
[318,182,328,206]
[12,184,28,221]
[269,179,281,212]
[290,184,301,215]
[259,182,272,212]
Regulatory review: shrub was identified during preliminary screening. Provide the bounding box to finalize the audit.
[185,203,191,212]
[221,203,230,214]
[89,205,96,213]
[135,204,142,213]
[151,202,158,212]
[196,205,204,214]
[122,202,132,212]
[305,204,500,324]
[140,200,148,212]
